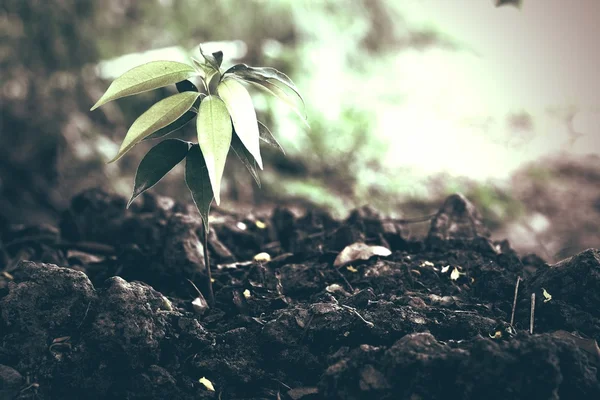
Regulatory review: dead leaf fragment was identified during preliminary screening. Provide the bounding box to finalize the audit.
[254,252,271,263]
[192,296,209,315]
[542,288,552,303]
[199,377,215,391]
[450,267,462,281]
[287,387,319,400]
[255,220,267,229]
[334,242,391,267]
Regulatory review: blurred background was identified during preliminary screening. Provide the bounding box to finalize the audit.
[1,0,598,262]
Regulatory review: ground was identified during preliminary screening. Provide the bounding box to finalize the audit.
[0,189,599,399]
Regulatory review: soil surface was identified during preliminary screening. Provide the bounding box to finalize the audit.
[1,189,599,399]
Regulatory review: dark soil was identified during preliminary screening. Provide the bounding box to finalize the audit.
[1,189,599,400]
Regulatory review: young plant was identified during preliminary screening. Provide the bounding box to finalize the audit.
[91,45,306,305]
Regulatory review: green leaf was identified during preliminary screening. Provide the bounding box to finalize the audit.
[225,64,299,94]
[110,91,201,162]
[176,79,199,93]
[224,64,305,109]
[199,45,223,70]
[185,144,214,230]
[216,78,263,169]
[143,94,204,141]
[196,95,232,205]
[91,61,197,110]
[239,77,308,127]
[128,139,191,208]
[258,121,285,154]
[212,51,224,67]
[207,72,221,94]
[230,132,260,187]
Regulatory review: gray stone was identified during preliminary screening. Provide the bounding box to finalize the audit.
[427,193,490,242]
[0,261,96,368]
[87,277,170,369]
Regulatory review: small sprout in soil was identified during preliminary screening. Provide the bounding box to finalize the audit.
[199,376,215,391]
[450,267,464,281]
[187,278,209,315]
[441,265,450,273]
[489,331,503,340]
[90,44,306,306]
[243,289,251,298]
[420,260,434,268]
[255,220,267,229]
[346,265,358,273]
[542,288,552,303]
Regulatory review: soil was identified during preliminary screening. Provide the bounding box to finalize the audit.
[1,189,599,400]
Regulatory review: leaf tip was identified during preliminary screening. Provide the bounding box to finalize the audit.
[126,195,137,209]
[107,153,121,164]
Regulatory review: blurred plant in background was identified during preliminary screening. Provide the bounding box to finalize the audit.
[1,0,598,262]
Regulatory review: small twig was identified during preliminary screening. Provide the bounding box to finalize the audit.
[271,378,292,390]
[76,301,92,330]
[341,304,374,328]
[333,265,354,293]
[530,293,535,335]
[510,276,521,326]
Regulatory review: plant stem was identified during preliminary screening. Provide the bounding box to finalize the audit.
[202,222,215,306]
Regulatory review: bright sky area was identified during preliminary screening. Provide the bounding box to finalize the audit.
[381,0,600,180]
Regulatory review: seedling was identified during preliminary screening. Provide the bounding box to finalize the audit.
[91,45,306,305]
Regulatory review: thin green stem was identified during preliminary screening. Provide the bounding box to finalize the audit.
[202,222,215,306]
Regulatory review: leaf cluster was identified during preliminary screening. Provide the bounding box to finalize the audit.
[91,45,306,229]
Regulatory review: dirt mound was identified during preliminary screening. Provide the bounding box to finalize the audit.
[1,189,598,399]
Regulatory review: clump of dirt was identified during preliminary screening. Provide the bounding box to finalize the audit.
[1,189,599,399]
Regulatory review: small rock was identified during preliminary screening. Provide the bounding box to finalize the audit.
[0,364,24,399]
[427,194,490,244]
[0,261,96,369]
[87,277,169,369]
[159,213,206,289]
[526,248,600,318]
